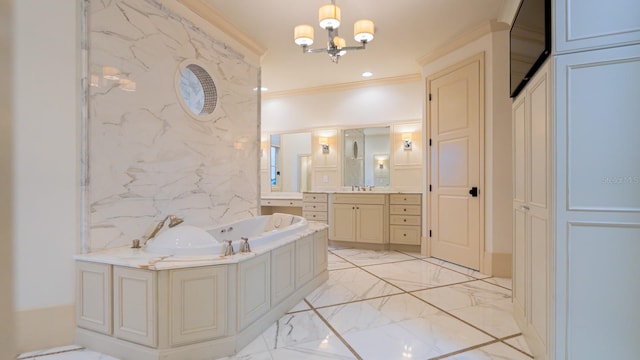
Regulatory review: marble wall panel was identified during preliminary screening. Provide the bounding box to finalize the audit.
[86,0,259,250]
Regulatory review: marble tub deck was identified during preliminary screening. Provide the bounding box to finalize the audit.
[24,248,531,360]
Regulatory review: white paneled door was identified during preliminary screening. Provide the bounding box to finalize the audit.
[428,55,483,270]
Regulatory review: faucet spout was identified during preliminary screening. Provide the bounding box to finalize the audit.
[143,215,184,245]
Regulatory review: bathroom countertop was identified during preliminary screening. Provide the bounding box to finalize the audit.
[75,222,328,271]
[260,192,303,200]
[307,189,423,194]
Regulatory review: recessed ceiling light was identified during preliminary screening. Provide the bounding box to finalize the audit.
[362,72,373,77]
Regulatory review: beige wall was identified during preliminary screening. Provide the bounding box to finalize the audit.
[0,0,15,357]
[13,0,80,352]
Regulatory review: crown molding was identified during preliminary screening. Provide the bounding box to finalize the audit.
[417,20,510,67]
[262,73,421,100]
[177,0,267,58]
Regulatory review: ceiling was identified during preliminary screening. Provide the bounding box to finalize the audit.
[204,0,509,93]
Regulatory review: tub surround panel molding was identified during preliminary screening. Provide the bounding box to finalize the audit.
[86,0,259,251]
[15,305,77,355]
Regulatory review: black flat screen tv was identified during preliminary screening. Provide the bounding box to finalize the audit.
[509,0,551,98]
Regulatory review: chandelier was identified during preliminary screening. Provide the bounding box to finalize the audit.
[293,0,375,63]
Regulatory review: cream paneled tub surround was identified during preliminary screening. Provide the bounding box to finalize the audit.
[74,220,328,360]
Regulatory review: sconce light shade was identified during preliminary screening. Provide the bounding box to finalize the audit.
[294,24,314,46]
[319,4,341,29]
[354,19,375,43]
[402,133,413,151]
[319,137,330,154]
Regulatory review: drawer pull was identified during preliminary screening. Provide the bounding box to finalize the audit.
[403,219,407,222]
[403,233,407,237]
[404,208,407,212]
[404,197,407,201]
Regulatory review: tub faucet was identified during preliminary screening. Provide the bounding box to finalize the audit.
[143,215,184,245]
[224,240,235,256]
[239,237,251,253]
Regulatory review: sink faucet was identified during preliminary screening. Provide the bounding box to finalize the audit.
[142,215,184,245]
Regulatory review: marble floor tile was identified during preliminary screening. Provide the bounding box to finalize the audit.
[327,252,355,270]
[306,267,403,308]
[482,277,513,290]
[412,280,512,312]
[364,259,476,292]
[27,349,119,360]
[443,341,533,359]
[330,248,416,267]
[317,293,441,334]
[424,257,492,279]
[18,346,84,359]
[342,312,493,360]
[448,298,521,338]
[267,335,357,360]
[286,300,310,313]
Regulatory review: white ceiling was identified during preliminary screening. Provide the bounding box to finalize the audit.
[205,0,508,93]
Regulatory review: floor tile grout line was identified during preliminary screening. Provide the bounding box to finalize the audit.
[17,347,86,360]
[498,333,535,358]
[428,338,504,360]
[479,277,513,291]
[303,298,364,360]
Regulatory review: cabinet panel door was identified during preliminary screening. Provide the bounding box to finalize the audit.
[238,253,270,330]
[271,243,295,304]
[295,235,314,287]
[357,204,385,244]
[330,203,355,241]
[169,266,227,346]
[113,267,157,347]
[555,0,640,54]
[314,229,328,276]
[76,261,112,335]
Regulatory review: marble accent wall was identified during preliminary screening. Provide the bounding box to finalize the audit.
[86,0,260,250]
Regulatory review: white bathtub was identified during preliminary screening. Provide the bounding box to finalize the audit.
[145,213,308,256]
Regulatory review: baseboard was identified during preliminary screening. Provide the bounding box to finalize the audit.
[16,304,76,354]
[491,252,512,278]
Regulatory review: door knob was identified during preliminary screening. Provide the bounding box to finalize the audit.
[469,187,478,197]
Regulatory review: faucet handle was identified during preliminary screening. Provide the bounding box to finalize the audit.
[224,240,235,256]
[240,237,251,253]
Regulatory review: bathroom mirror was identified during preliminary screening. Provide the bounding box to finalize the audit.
[270,132,312,192]
[343,126,390,187]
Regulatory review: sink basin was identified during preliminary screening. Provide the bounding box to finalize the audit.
[145,225,222,256]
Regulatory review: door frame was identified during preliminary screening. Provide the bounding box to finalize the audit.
[425,52,486,273]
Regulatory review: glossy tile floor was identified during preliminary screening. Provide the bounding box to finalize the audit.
[22,248,533,360]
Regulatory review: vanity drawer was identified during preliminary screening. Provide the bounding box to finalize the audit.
[303,211,328,222]
[262,199,303,207]
[390,225,421,245]
[303,202,328,212]
[332,193,386,205]
[390,215,421,226]
[389,205,421,215]
[389,194,421,205]
[303,193,328,203]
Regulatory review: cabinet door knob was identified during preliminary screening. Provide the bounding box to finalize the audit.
[403,219,407,222]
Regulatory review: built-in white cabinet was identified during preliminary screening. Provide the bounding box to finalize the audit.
[113,266,157,347]
[512,60,552,359]
[76,261,112,335]
[553,43,640,360]
[329,193,388,244]
[295,235,314,287]
[554,0,640,54]
[169,266,227,346]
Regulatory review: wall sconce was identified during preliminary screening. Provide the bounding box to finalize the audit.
[378,161,384,169]
[319,137,330,154]
[402,133,412,151]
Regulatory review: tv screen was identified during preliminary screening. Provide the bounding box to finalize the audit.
[509,0,551,98]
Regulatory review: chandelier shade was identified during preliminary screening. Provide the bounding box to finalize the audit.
[294,24,314,46]
[354,19,375,43]
[318,4,341,29]
[294,0,375,63]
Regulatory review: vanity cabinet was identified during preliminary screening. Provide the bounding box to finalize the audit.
[302,192,328,223]
[329,193,388,244]
[389,194,422,245]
